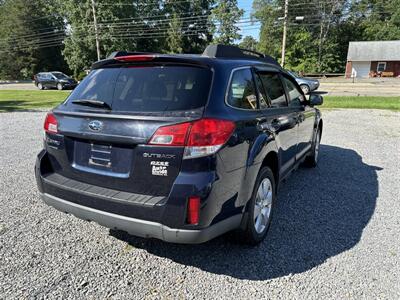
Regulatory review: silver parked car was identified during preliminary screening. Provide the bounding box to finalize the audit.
[288,71,319,94]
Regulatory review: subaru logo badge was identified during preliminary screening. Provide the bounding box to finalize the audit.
[88,120,103,131]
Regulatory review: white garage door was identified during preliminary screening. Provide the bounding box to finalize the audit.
[352,61,371,78]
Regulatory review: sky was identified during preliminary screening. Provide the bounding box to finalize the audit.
[238,0,260,41]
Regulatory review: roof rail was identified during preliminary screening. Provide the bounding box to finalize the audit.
[202,44,281,67]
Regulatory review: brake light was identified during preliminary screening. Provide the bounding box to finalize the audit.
[44,112,58,134]
[148,118,235,159]
[115,55,155,62]
[187,119,236,146]
[187,196,200,225]
[149,122,190,146]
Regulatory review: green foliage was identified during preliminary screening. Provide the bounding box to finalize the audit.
[239,36,259,51]
[55,0,215,75]
[166,13,183,53]
[1,0,399,79]
[165,0,215,53]
[355,0,400,40]
[0,0,68,79]
[76,71,88,81]
[252,0,400,73]
[54,0,139,76]
[211,0,244,45]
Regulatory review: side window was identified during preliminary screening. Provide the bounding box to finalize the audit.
[227,68,257,110]
[254,74,269,109]
[282,76,305,107]
[258,73,287,108]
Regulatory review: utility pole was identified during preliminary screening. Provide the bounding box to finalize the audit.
[91,0,101,61]
[281,0,289,67]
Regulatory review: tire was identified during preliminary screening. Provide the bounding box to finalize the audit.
[37,83,43,90]
[300,84,310,95]
[57,83,63,90]
[235,167,276,245]
[304,128,321,167]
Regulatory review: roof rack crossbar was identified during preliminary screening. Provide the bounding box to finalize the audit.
[238,48,265,58]
[202,44,280,67]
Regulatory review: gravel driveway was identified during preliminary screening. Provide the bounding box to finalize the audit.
[0,109,399,299]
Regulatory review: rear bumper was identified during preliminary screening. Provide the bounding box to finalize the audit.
[41,192,241,244]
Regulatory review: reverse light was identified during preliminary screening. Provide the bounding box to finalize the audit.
[114,55,155,62]
[187,196,200,225]
[148,119,235,159]
[44,112,58,134]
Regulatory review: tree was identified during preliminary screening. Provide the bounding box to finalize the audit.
[210,0,244,45]
[55,0,141,76]
[0,0,67,79]
[356,0,400,40]
[166,13,183,53]
[252,0,400,73]
[57,0,215,75]
[239,36,259,51]
[164,0,215,53]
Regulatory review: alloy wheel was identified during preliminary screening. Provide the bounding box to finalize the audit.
[254,178,273,234]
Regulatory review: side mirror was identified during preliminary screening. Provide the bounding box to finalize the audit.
[309,94,323,106]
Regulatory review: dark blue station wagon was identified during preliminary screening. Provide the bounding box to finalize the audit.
[35,45,323,244]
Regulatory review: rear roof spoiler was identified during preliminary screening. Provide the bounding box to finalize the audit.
[92,45,280,69]
[91,54,210,70]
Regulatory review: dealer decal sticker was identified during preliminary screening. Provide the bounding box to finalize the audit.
[150,161,169,176]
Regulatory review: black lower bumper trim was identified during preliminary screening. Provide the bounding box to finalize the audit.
[41,193,242,244]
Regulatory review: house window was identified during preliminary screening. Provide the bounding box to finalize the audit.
[377,62,386,72]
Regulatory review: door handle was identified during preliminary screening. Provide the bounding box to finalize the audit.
[258,119,281,133]
[257,122,269,131]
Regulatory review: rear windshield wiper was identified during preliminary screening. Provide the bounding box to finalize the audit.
[71,99,112,110]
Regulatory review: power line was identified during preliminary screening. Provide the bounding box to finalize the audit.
[0,15,259,47]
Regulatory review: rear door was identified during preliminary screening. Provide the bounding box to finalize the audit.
[281,75,315,160]
[255,71,298,177]
[47,65,213,196]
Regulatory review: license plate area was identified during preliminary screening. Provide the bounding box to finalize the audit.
[89,144,112,168]
[72,140,134,178]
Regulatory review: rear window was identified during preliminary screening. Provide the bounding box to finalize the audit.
[66,66,212,112]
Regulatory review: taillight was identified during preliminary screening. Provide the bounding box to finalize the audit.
[149,122,191,146]
[184,119,235,159]
[187,196,200,225]
[44,112,58,134]
[148,118,235,159]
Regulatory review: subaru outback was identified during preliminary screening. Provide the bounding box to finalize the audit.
[35,45,323,244]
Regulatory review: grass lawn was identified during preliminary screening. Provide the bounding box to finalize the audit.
[0,90,399,112]
[0,90,70,112]
[322,96,400,111]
